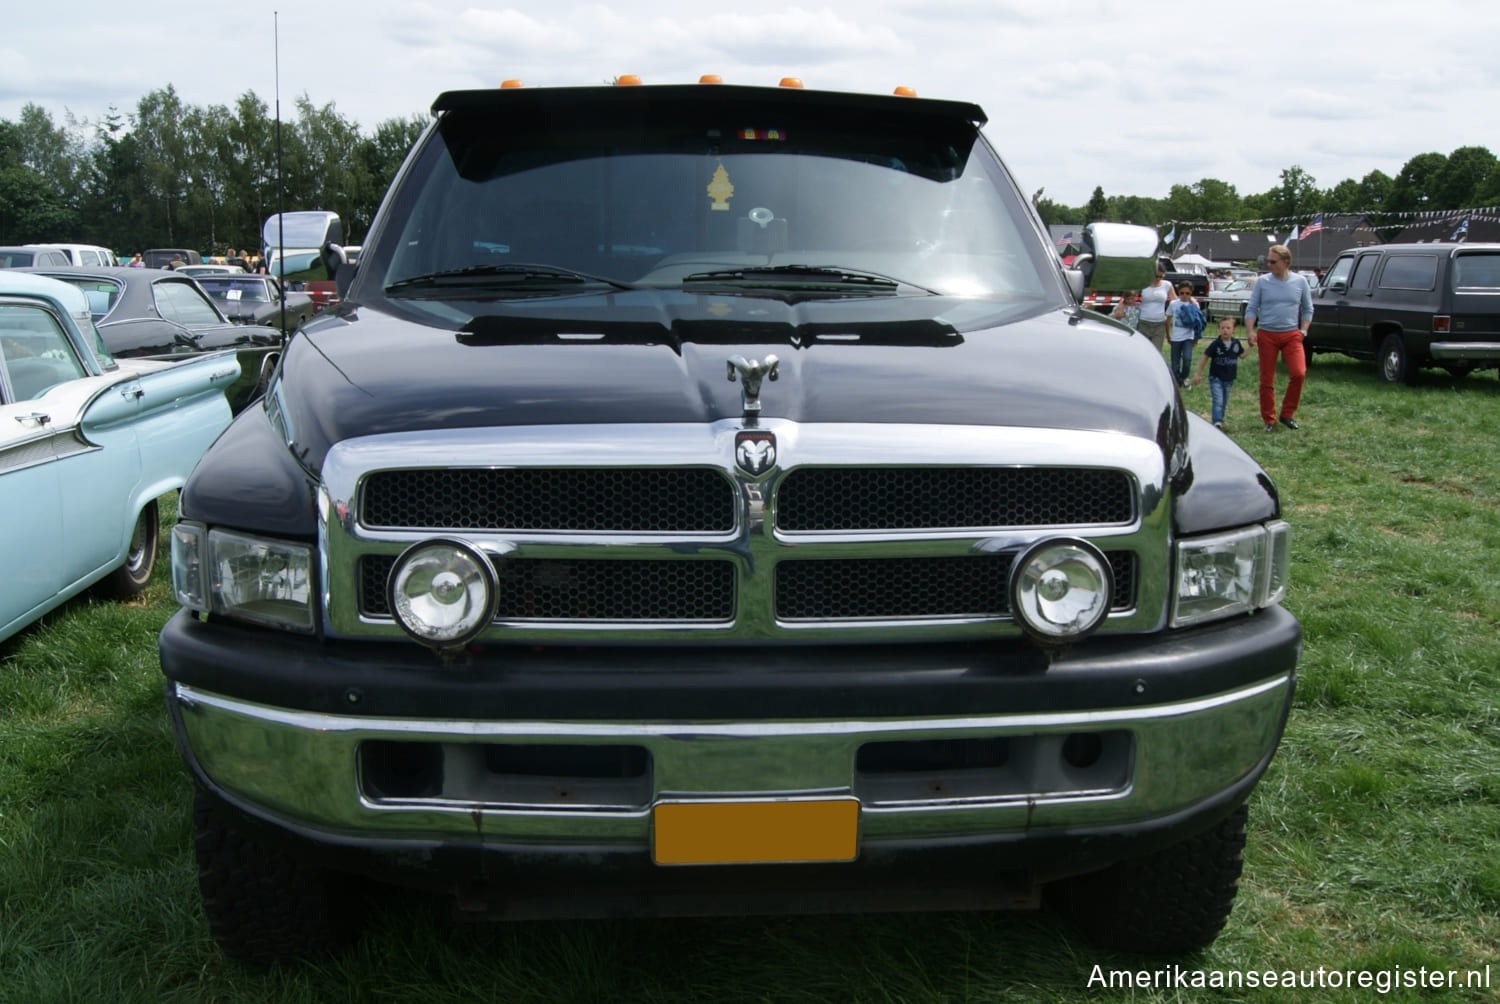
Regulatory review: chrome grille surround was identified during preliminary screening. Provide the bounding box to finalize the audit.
[319,421,1170,642]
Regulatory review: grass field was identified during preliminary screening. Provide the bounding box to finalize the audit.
[3,344,1498,1002]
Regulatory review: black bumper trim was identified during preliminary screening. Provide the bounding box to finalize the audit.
[159,605,1300,721]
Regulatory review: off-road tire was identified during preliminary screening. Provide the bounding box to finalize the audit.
[101,499,158,597]
[1048,803,1248,954]
[193,788,360,964]
[1378,332,1417,385]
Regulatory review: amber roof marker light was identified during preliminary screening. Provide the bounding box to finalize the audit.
[499,79,524,89]
[615,74,643,86]
[779,77,804,88]
[894,86,918,97]
[699,74,724,84]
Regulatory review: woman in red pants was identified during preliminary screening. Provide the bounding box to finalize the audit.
[1244,244,1314,432]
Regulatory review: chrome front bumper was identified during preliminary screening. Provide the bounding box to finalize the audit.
[170,671,1292,850]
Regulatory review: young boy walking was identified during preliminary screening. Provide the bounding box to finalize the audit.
[1193,316,1247,429]
[1166,284,1205,387]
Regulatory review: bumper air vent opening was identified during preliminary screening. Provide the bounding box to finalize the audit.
[359,741,653,810]
[853,731,1133,805]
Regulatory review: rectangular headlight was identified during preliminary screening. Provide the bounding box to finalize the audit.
[170,522,315,633]
[1171,521,1290,628]
[208,529,315,633]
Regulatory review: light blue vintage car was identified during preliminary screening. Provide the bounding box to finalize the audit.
[1,272,240,644]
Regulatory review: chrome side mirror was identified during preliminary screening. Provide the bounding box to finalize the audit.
[1069,222,1159,294]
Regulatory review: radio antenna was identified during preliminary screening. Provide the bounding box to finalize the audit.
[274,10,286,334]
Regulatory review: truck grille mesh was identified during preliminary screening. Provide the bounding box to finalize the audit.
[361,556,735,621]
[360,466,1132,534]
[776,556,1014,619]
[361,468,736,532]
[775,467,1133,530]
[359,553,1134,622]
[774,553,1136,620]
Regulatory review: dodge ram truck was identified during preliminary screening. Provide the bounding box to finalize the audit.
[159,79,1299,963]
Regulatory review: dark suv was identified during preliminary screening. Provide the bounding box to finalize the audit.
[1306,242,1500,383]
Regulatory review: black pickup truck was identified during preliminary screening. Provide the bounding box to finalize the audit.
[1160,257,1211,299]
[1306,242,1500,383]
[158,79,1299,963]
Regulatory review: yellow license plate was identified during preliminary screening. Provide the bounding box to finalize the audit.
[652,799,859,865]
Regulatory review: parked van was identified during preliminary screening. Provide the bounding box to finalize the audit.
[25,243,117,267]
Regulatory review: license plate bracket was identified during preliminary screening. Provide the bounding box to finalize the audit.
[652,798,859,865]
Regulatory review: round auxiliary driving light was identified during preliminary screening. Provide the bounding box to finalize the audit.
[388,539,497,650]
[1009,538,1113,643]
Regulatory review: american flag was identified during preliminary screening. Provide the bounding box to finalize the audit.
[1301,213,1324,239]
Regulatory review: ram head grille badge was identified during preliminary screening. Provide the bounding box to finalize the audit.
[735,430,777,476]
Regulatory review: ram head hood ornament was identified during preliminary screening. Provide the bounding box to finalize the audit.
[726,354,779,418]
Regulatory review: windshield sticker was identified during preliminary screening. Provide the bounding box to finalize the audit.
[226,289,243,301]
[707,161,734,212]
[740,128,785,141]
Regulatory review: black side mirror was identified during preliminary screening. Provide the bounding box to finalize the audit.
[322,242,355,299]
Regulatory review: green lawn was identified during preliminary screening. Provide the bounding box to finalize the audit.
[3,350,1498,1002]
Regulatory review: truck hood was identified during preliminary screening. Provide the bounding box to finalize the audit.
[274,292,1185,475]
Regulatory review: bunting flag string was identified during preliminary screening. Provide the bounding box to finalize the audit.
[1158,204,1500,232]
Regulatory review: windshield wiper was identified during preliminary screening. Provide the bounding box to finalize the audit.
[681,264,934,293]
[385,263,639,294]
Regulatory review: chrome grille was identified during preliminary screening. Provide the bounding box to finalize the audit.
[361,468,736,532]
[321,422,1169,641]
[776,467,1133,531]
[361,556,735,621]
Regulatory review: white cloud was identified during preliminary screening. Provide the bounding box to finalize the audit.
[2,0,1497,205]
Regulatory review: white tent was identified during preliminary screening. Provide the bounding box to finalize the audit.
[1171,252,1230,269]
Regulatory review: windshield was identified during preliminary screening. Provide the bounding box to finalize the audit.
[199,278,270,302]
[40,275,122,322]
[369,101,1053,306]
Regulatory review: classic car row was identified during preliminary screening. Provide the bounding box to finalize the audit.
[0,272,239,645]
[18,266,292,411]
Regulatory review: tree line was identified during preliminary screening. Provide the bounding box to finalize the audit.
[0,87,427,257]
[1037,150,1498,232]
[3,88,1496,255]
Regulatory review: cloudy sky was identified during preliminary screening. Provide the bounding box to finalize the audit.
[3,0,1495,208]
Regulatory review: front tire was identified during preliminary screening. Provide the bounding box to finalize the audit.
[1378,332,1417,385]
[194,788,360,964]
[1049,803,1248,954]
[101,499,158,597]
